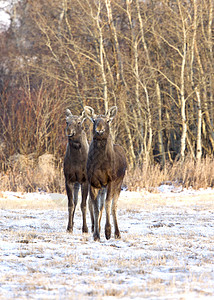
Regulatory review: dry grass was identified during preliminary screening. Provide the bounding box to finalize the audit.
[0,153,65,193]
[125,157,214,191]
[1,155,214,193]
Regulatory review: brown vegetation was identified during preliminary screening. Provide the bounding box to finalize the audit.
[125,157,214,191]
[0,0,213,192]
[1,156,214,193]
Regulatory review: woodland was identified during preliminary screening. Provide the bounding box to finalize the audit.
[0,0,213,191]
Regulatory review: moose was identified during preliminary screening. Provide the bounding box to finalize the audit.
[64,109,92,233]
[84,106,127,241]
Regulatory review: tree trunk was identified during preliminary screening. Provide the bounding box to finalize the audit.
[156,81,166,166]
[195,89,202,160]
[96,1,108,112]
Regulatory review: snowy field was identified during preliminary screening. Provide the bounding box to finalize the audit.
[0,187,214,299]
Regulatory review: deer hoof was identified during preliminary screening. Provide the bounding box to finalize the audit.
[82,226,88,233]
[67,227,73,233]
[93,233,100,241]
[105,225,111,240]
[115,232,121,239]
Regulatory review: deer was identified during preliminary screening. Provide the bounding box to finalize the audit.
[84,106,127,241]
[64,109,92,234]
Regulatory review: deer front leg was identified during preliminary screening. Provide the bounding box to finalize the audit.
[81,182,89,233]
[105,184,113,240]
[66,181,74,233]
[71,182,80,231]
[112,188,121,239]
[98,188,106,232]
[88,194,94,233]
[90,186,100,241]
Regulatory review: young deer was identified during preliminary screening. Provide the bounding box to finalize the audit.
[84,106,127,241]
[64,109,92,233]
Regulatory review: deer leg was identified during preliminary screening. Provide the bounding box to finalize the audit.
[94,200,100,241]
[105,184,113,240]
[98,188,106,232]
[72,182,80,229]
[88,195,94,233]
[66,181,74,233]
[112,186,121,239]
[90,186,100,241]
[81,182,88,233]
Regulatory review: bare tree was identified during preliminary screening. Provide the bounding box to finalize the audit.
[1,0,213,175]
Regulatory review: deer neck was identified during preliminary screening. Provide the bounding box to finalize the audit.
[71,141,82,149]
[93,135,114,157]
[68,135,82,149]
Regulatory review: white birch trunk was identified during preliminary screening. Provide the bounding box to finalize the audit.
[156,82,166,166]
[196,89,202,161]
[179,1,187,161]
[96,1,108,112]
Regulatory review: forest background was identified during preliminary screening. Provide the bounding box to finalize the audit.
[0,0,214,192]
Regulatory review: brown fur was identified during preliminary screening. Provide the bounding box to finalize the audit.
[63,109,92,233]
[84,106,127,241]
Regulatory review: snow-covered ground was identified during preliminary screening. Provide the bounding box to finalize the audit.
[0,187,214,299]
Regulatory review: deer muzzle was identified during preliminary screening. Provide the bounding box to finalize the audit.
[66,128,76,137]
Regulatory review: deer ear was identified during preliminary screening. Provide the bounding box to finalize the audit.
[80,111,86,124]
[65,109,72,117]
[84,106,95,122]
[106,106,117,122]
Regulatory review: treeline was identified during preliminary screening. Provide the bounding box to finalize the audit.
[0,0,213,170]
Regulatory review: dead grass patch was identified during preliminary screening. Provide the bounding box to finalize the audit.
[1,155,214,193]
[125,157,214,191]
[0,153,64,193]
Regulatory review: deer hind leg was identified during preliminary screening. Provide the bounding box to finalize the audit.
[90,186,100,241]
[66,181,74,232]
[81,182,89,233]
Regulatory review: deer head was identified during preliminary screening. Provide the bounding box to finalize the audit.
[84,106,117,139]
[65,109,86,139]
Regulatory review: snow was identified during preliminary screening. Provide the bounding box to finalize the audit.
[0,186,214,299]
[0,0,20,32]
[0,1,11,31]
[0,10,10,31]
